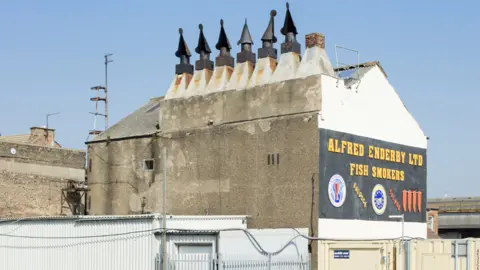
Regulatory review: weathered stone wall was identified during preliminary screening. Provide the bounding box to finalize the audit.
[87,75,322,268]
[0,141,86,217]
[159,74,321,132]
[0,142,85,169]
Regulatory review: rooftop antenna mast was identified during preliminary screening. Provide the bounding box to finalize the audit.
[104,53,113,129]
[89,53,113,136]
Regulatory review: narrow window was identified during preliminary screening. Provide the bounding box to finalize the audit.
[144,159,155,171]
[276,153,280,165]
[88,196,91,210]
[267,154,271,165]
[428,216,434,230]
[88,159,92,172]
[271,154,275,164]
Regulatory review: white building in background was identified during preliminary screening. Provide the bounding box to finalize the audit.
[0,214,309,270]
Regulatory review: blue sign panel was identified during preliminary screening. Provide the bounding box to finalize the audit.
[333,250,350,259]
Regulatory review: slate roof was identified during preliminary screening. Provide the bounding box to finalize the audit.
[0,134,31,144]
[87,97,163,143]
[0,134,62,147]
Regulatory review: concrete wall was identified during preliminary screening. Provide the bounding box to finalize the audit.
[88,113,319,228]
[159,74,321,132]
[0,141,86,217]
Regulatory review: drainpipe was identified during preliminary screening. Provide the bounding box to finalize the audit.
[404,241,410,270]
[162,147,167,270]
[454,241,458,270]
[467,240,470,270]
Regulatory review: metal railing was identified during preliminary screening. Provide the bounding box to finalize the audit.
[161,253,311,270]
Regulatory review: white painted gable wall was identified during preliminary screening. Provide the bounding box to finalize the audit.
[319,66,427,149]
[318,67,427,240]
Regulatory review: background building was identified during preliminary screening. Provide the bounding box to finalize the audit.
[428,197,480,239]
[0,126,86,217]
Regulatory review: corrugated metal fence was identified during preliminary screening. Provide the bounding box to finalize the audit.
[318,239,480,270]
[162,254,311,270]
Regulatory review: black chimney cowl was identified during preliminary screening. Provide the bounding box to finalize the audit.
[194,24,214,71]
[258,10,278,60]
[236,19,256,64]
[215,19,235,68]
[175,28,194,75]
[280,2,301,55]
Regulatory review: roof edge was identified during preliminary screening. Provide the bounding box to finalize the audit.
[85,133,156,144]
[0,140,85,153]
[0,214,249,222]
[334,61,387,78]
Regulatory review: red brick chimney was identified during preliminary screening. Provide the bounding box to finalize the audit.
[305,33,325,49]
[29,126,57,147]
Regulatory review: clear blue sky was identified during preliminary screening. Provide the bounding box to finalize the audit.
[0,1,478,197]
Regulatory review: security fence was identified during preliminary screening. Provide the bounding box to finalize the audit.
[159,253,311,270]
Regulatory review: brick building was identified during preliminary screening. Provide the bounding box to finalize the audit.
[0,126,86,217]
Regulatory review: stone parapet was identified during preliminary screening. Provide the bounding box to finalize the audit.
[159,74,322,133]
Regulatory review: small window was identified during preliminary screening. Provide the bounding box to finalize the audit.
[88,196,91,210]
[144,159,155,171]
[88,159,92,172]
[428,216,434,230]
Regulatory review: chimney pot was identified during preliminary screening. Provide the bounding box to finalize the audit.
[305,33,325,49]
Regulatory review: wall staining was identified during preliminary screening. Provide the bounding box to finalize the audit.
[318,128,427,222]
[88,114,320,229]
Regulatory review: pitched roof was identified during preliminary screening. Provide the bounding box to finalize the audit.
[87,97,163,143]
[0,134,62,147]
[0,134,31,144]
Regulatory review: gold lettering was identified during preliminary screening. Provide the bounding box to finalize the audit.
[371,166,404,181]
[418,155,423,166]
[396,151,401,163]
[380,148,385,160]
[401,152,406,163]
[341,141,347,153]
[334,139,341,153]
[347,142,353,155]
[359,144,365,156]
[368,146,374,158]
[328,138,335,152]
[385,150,390,161]
[350,163,369,176]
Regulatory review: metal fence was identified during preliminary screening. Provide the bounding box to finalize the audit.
[159,253,311,270]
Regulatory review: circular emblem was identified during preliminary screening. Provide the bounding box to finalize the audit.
[328,174,346,207]
[372,184,387,215]
[10,148,16,155]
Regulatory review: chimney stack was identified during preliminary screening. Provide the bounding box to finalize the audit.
[247,10,278,88]
[227,19,256,90]
[296,32,335,78]
[29,126,56,147]
[185,24,214,97]
[270,2,302,83]
[206,19,235,93]
[165,28,194,99]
